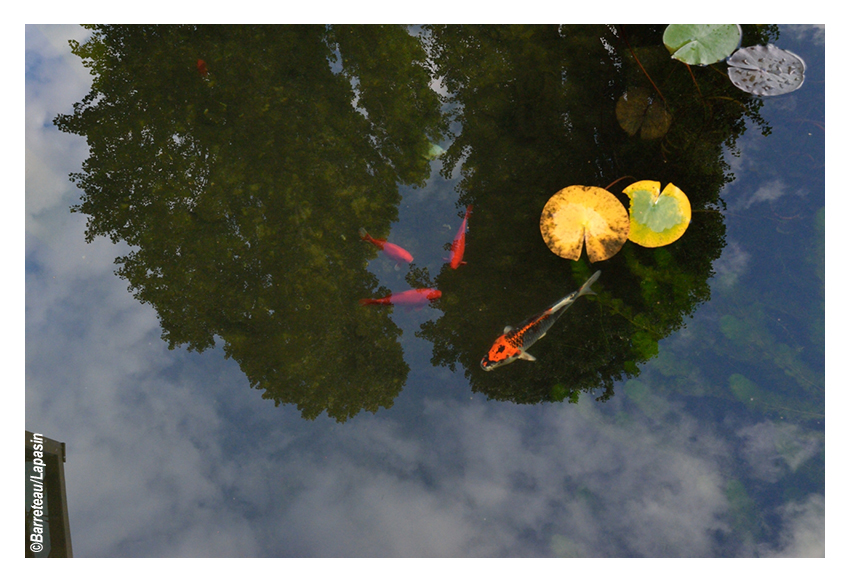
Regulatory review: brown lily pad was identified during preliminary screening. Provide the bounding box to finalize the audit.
[616,87,672,140]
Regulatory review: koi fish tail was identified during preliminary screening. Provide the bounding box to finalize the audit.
[358,228,384,250]
[577,271,601,297]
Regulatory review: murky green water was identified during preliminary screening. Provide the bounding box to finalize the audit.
[26,24,824,557]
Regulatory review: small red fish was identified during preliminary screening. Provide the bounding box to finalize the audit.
[359,228,414,267]
[359,288,442,308]
[196,59,209,77]
[448,205,472,269]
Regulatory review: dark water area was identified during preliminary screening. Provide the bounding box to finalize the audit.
[25,24,825,559]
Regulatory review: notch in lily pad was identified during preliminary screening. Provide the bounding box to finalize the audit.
[727,44,806,96]
[624,180,691,248]
[540,186,630,263]
[663,24,742,66]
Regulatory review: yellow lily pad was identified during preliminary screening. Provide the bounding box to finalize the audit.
[624,180,691,247]
[540,185,630,263]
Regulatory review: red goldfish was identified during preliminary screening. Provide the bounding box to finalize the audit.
[359,228,414,267]
[359,288,442,309]
[196,59,209,77]
[448,205,473,269]
[481,271,600,371]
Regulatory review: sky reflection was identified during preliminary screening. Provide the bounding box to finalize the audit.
[24,24,828,560]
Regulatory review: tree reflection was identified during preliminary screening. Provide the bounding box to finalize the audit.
[56,25,447,421]
[418,24,776,403]
[57,24,780,415]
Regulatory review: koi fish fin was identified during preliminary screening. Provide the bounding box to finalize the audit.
[577,271,601,297]
[519,351,536,362]
[503,325,514,334]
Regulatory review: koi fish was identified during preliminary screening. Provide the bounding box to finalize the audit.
[359,288,442,309]
[448,205,472,269]
[196,59,209,77]
[359,228,414,267]
[480,271,600,371]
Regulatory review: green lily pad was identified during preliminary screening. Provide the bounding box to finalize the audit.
[624,180,691,248]
[663,24,742,66]
[727,44,806,96]
[615,87,672,140]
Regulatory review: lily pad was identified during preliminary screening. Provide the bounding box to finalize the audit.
[615,87,672,140]
[727,44,806,96]
[540,186,630,263]
[624,181,691,248]
[663,24,742,66]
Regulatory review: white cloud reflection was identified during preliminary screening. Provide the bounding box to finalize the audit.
[784,24,825,46]
[737,421,822,483]
[24,24,825,559]
[759,494,825,558]
[739,178,808,210]
[712,240,750,289]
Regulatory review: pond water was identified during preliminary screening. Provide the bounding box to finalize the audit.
[25,25,826,559]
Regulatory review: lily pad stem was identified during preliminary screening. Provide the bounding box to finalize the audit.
[619,25,666,105]
[685,63,703,99]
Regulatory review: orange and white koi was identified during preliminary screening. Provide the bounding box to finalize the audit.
[359,288,442,308]
[359,228,414,267]
[480,271,600,371]
[448,205,472,269]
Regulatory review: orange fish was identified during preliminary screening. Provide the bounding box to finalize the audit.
[196,59,208,77]
[480,271,600,371]
[448,205,472,269]
[359,228,414,267]
[359,288,442,309]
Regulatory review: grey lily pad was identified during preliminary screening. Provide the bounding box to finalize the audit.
[727,44,806,96]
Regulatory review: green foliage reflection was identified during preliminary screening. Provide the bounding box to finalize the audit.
[55,25,447,421]
[56,24,783,414]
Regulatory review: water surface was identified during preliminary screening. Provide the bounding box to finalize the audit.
[25,24,825,558]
